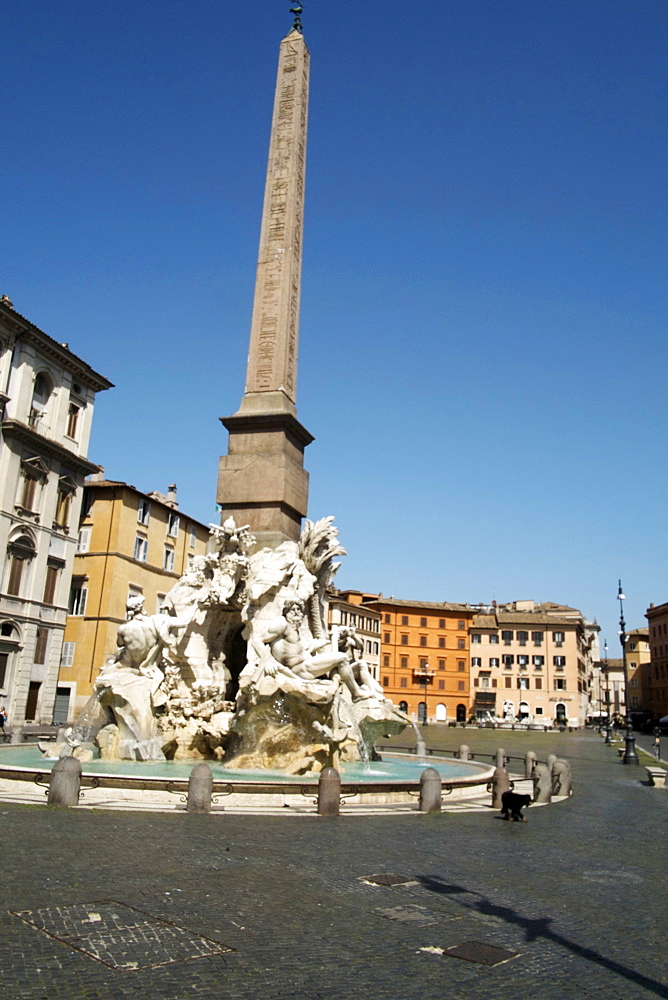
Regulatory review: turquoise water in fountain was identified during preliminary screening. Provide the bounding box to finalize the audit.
[0,745,489,783]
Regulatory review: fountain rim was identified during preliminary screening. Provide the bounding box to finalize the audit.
[0,747,495,797]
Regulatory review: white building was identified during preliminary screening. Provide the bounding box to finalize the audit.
[0,296,111,724]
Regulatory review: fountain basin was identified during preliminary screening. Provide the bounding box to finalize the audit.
[0,745,494,812]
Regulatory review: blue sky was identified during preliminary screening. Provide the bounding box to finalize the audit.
[3,0,666,646]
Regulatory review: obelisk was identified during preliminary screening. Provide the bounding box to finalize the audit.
[217,13,313,549]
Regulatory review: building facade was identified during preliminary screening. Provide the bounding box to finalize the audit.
[327,589,381,681]
[363,597,474,724]
[646,602,668,722]
[59,477,209,720]
[0,297,111,724]
[469,601,598,727]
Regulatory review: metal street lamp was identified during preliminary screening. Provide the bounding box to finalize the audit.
[603,640,613,744]
[422,660,429,727]
[617,580,639,765]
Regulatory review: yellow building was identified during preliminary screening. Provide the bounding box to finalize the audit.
[58,475,209,720]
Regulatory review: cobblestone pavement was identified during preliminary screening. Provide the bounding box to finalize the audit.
[1,730,666,1000]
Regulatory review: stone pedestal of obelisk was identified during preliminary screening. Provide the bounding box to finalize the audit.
[217,27,312,550]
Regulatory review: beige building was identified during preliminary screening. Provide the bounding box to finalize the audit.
[470,601,598,727]
[327,589,381,682]
[0,296,112,724]
[59,477,209,720]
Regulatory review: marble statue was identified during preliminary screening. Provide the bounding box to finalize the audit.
[52,516,408,771]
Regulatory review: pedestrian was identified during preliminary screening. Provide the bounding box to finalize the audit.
[654,728,661,761]
[0,706,6,741]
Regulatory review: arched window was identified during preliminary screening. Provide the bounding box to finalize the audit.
[30,372,53,427]
[399,700,408,714]
[435,703,447,721]
[6,534,36,596]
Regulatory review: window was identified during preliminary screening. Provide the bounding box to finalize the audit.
[34,627,49,664]
[518,655,529,668]
[156,594,167,614]
[439,618,445,628]
[400,677,407,688]
[553,631,565,646]
[163,547,175,572]
[384,614,391,624]
[458,620,465,630]
[401,616,408,625]
[341,611,348,625]
[400,656,408,669]
[554,678,566,690]
[350,614,357,626]
[19,470,40,512]
[502,654,514,667]
[535,678,542,690]
[553,656,566,669]
[505,676,512,688]
[517,631,528,646]
[489,633,499,644]
[518,677,529,690]
[437,636,445,648]
[419,635,427,647]
[457,681,465,691]
[479,672,491,689]
[383,632,390,643]
[438,659,445,670]
[6,534,36,596]
[66,401,81,439]
[472,657,482,667]
[438,679,445,690]
[457,638,465,649]
[61,642,76,668]
[489,657,499,668]
[401,635,408,645]
[133,536,148,562]
[138,499,150,525]
[532,631,543,645]
[383,654,390,667]
[420,617,427,627]
[457,660,465,672]
[471,634,481,644]
[501,630,513,645]
[77,528,91,553]
[167,512,180,537]
[189,524,197,548]
[532,655,544,668]
[69,581,88,616]
[54,476,76,530]
[42,561,61,605]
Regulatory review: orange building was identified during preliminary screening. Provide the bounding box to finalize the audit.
[362,597,474,724]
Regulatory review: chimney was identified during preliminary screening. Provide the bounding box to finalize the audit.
[166,484,178,508]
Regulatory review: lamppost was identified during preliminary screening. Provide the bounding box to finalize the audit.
[422,660,429,727]
[617,581,639,765]
[603,640,613,744]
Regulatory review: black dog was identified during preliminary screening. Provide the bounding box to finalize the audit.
[500,791,531,822]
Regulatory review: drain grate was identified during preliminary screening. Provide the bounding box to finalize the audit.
[359,872,416,887]
[375,905,442,926]
[11,901,234,971]
[444,940,518,967]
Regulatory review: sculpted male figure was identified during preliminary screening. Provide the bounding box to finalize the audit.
[258,599,347,683]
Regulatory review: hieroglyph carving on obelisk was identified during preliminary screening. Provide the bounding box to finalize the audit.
[244,29,309,404]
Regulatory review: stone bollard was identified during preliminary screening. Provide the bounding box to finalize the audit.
[187,763,214,813]
[10,728,22,745]
[419,767,442,813]
[490,765,511,809]
[551,758,572,796]
[47,756,82,807]
[317,766,341,816]
[525,751,537,779]
[457,744,471,760]
[532,762,552,803]
[495,747,506,769]
[546,753,558,772]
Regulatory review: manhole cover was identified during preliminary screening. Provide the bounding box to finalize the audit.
[11,901,234,971]
[444,941,518,967]
[359,873,416,886]
[375,905,441,926]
